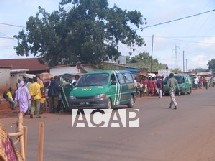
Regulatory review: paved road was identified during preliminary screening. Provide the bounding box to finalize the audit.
[1,88,215,161]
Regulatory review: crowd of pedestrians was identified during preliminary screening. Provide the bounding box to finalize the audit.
[2,74,78,118]
[136,72,214,110]
[136,75,163,98]
[192,75,213,90]
[2,72,214,114]
[136,74,214,98]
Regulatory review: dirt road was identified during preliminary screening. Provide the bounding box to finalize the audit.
[1,88,215,161]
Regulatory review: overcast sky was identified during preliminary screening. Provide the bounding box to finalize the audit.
[0,0,215,70]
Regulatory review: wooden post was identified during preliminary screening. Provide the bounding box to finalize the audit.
[24,126,27,159]
[18,113,26,161]
[8,113,27,161]
[38,122,44,161]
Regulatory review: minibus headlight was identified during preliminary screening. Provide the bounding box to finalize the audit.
[95,94,106,99]
[70,96,76,100]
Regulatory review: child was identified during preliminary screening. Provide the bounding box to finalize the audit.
[6,87,16,109]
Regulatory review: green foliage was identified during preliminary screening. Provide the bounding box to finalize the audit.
[127,52,166,72]
[208,59,215,73]
[171,68,182,74]
[98,63,124,70]
[14,0,145,66]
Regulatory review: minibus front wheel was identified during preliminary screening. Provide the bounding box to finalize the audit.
[107,98,112,109]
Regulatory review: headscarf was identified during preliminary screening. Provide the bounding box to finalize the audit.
[19,80,25,87]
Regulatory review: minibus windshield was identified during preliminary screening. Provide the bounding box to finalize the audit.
[76,73,109,87]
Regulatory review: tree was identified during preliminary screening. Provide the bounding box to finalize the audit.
[14,0,145,66]
[127,52,167,72]
[171,68,182,74]
[208,59,215,73]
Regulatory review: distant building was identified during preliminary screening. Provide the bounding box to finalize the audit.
[0,58,49,75]
[0,67,11,91]
[0,67,29,91]
[49,65,79,76]
[116,56,127,65]
[10,69,29,89]
[0,58,48,91]
[158,69,171,77]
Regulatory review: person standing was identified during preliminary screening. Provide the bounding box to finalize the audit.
[147,77,156,96]
[167,73,179,109]
[48,76,61,113]
[26,78,33,114]
[204,76,210,90]
[6,87,16,109]
[15,80,31,115]
[29,77,42,118]
[199,76,203,88]
[37,75,46,113]
[142,76,148,96]
[157,76,163,98]
[194,76,199,89]
[37,75,44,88]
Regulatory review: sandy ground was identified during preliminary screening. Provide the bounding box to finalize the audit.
[1,88,215,161]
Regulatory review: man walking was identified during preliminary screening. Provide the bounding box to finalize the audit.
[15,80,31,115]
[167,73,179,109]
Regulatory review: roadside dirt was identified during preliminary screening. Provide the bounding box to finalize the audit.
[0,98,18,119]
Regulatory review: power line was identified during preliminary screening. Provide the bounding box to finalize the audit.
[0,22,24,28]
[143,35,215,45]
[0,9,214,31]
[142,9,215,30]
[152,35,215,38]
[0,36,15,39]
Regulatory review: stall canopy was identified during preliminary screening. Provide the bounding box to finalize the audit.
[23,73,36,79]
[39,72,54,81]
[197,72,212,76]
[125,68,140,74]
[148,73,156,77]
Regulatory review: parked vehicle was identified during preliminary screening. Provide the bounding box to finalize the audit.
[163,74,192,95]
[68,70,137,109]
[212,77,215,87]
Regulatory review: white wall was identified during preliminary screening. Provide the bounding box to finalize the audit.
[116,56,127,65]
[10,72,27,89]
[50,66,79,76]
[0,68,11,91]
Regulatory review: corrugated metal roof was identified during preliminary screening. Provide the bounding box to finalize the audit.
[0,58,49,71]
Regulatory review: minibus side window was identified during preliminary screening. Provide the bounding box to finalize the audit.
[116,73,126,84]
[111,74,117,85]
[123,73,134,83]
[182,77,185,83]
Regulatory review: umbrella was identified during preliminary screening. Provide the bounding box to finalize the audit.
[23,73,36,79]
[39,72,54,81]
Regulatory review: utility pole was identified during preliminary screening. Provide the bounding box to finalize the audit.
[183,51,185,72]
[174,45,180,69]
[151,34,154,72]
